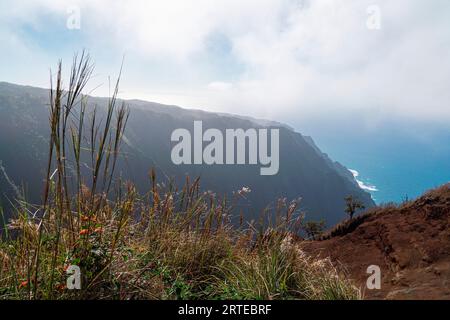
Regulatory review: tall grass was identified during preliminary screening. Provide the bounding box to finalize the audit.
[0,54,360,300]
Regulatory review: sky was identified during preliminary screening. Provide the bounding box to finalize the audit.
[1,0,450,127]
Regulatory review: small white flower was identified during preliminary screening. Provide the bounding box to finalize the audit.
[237,186,252,196]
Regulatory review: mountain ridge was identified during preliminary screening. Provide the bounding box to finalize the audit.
[0,81,374,225]
[300,184,450,299]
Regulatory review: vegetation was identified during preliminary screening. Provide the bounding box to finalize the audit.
[302,220,326,240]
[0,53,360,300]
[344,195,365,220]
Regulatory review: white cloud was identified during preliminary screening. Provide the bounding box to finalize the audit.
[1,0,450,124]
[208,82,234,91]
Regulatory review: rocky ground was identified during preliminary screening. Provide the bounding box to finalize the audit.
[300,184,450,300]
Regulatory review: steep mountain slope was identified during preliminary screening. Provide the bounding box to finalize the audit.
[0,81,374,224]
[300,184,450,299]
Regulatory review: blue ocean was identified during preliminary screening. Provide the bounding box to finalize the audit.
[294,118,450,205]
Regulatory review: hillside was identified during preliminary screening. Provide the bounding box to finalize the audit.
[0,71,364,300]
[0,81,374,225]
[300,184,450,299]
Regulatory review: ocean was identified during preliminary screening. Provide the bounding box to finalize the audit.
[295,118,450,205]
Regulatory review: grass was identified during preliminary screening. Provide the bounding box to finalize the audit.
[0,53,360,300]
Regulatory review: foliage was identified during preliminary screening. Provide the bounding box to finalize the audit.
[344,195,365,220]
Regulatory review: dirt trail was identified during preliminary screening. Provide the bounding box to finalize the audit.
[300,185,450,299]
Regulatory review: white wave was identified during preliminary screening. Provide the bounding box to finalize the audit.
[349,169,359,177]
[349,169,378,192]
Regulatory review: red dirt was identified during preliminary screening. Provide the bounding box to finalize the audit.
[300,184,450,300]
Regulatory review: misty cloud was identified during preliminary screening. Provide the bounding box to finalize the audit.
[1,0,449,124]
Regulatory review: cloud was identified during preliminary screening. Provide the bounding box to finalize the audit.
[208,82,234,91]
[1,0,450,124]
